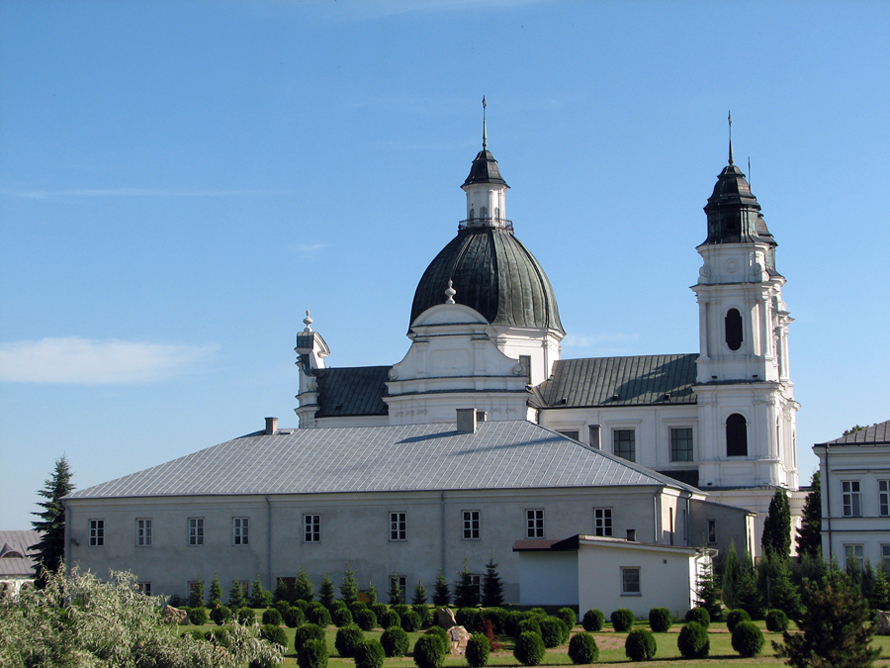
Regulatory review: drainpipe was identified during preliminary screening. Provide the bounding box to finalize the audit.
[653,495,659,543]
[824,446,832,562]
[265,495,273,590]
[440,491,446,573]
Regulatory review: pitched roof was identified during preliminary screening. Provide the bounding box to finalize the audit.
[313,366,390,418]
[532,354,698,409]
[0,530,40,577]
[818,419,890,447]
[67,421,698,500]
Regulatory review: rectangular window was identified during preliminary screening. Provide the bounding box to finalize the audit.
[613,429,635,462]
[463,510,480,540]
[233,517,249,545]
[471,574,482,598]
[188,518,204,546]
[136,518,152,546]
[390,512,407,541]
[557,430,580,440]
[594,508,612,536]
[842,481,861,517]
[137,582,152,596]
[304,515,320,543]
[670,428,694,462]
[621,567,641,595]
[844,544,864,570]
[883,545,890,572]
[519,355,531,380]
[526,509,544,538]
[588,424,601,449]
[89,519,104,547]
[707,519,717,544]
[880,481,889,517]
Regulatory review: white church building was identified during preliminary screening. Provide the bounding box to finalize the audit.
[64,118,800,603]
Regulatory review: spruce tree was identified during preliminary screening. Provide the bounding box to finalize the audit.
[189,575,205,608]
[209,573,223,606]
[721,541,741,610]
[796,471,822,558]
[762,488,792,559]
[736,551,764,618]
[228,579,246,609]
[340,562,359,604]
[294,566,314,602]
[30,456,75,588]
[696,559,722,620]
[759,553,801,619]
[454,558,479,607]
[869,564,890,611]
[412,579,428,605]
[249,575,271,608]
[387,574,403,605]
[366,582,378,605]
[273,577,292,604]
[432,570,450,606]
[481,556,504,607]
[319,573,336,609]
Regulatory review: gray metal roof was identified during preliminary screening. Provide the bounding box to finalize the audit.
[532,354,698,409]
[818,419,890,447]
[314,366,390,418]
[67,421,697,500]
[0,530,39,577]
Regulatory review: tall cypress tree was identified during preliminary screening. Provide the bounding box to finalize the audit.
[31,456,75,588]
[208,573,223,606]
[762,488,792,559]
[796,472,822,558]
[387,574,403,605]
[319,573,336,609]
[721,541,741,610]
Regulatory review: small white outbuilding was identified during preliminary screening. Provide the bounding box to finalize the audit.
[514,535,714,619]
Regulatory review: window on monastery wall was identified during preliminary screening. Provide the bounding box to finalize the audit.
[188,518,204,546]
[463,510,480,540]
[138,582,152,596]
[588,424,601,448]
[670,428,694,461]
[526,509,544,538]
[707,519,717,544]
[594,508,612,536]
[842,481,861,517]
[621,567,641,595]
[480,206,488,219]
[879,480,889,516]
[883,545,890,572]
[844,544,864,570]
[471,573,482,598]
[136,518,152,546]
[557,430,580,440]
[726,414,748,457]
[233,517,249,545]
[725,308,743,351]
[613,429,635,462]
[390,512,407,541]
[519,355,531,380]
[304,515,320,542]
[89,519,104,547]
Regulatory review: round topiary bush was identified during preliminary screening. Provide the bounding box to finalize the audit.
[294,623,326,652]
[513,631,546,667]
[528,607,547,617]
[684,607,710,628]
[413,604,433,628]
[726,608,751,632]
[307,603,332,627]
[568,632,599,664]
[582,608,605,632]
[349,601,368,616]
[505,610,526,637]
[262,608,283,626]
[381,610,400,630]
[380,626,410,657]
[518,617,542,637]
[610,608,635,633]
[355,608,378,631]
[392,604,410,617]
[294,599,311,611]
[456,607,480,629]
[413,633,447,668]
[625,629,656,662]
[274,599,291,615]
[424,626,450,654]
[466,633,490,668]
[285,606,307,628]
[297,637,329,668]
[332,606,353,628]
[401,609,422,632]
[766,608,790,633]
[371,603,388,622]
[648,607,672,633]
[481,607,507,635]
[354,639,385,668]
[677,622,709,659]
[209,627,232,647]
[188,607,208,625]
[236,607,256,624]
[332,599,349,611]
[260,623,288,648]
[556,607,576,630]
[731,621,764,657]
[210,605,232,626]
[334,623,364,658]
[539,617,569,648]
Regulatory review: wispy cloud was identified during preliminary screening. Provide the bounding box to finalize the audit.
[4,188,288,200]
[0,338,218,384]
[562,332,640,350]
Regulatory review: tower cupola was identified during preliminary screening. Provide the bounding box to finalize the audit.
[461,97,510,230]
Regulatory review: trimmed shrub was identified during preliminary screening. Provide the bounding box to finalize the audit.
[528,607,547,617]
[349,601,368,615]
[765,608,789,633]
[610,608,634,633]
[424,626,450,654]
[274,599,291,615]
[381,610,400,630]
[354,608,378,631]
[370,602,388,622]
[297,638,329,668]
[684,606,710,628]
[726,608,751,632]
[391,603,409,616]
[731,620,764,657]
[677,622,709,659]
[208,627,232,647]
[518,617,542,637]
[582,608,605,632]
[332,606,354,628]
[262,608,283,626]
[307,603,332,627]
[294,623,326,652]
[568,632,599,664]
[260,623,288,648]
[505,610,526,637]
[285,606,307,628]
[380,626,410,657]
[481,607,507,635]
[334,624,364,658]
[295,599,312,612]
[413,633,447,668]
[332,599,349,611]
[513,631,546,667]
[456,607,480,630]
[236,607,256,624]
[186,628,206,640]
[210,605,232,626]
[625,629,656,662]
[539,617,568,648]
[188,606,208,625]
[401,609,422,632]
[354,639,385,668]
[413,604,433,628]
[557,607,576,630]
[648,607,672,633]
[466,633,490,668]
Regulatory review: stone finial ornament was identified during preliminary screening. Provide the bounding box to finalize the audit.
[303,310,313,332]
[445,279,456,304]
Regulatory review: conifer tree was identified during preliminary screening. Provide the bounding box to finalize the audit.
[189,575,205,608]
[319,573,336,609]
[209,573,223,606]
[294,566,314,602]
[273,577,292,604]
[249,575,271,608]
[796,471,822,558]
[481,556,504,607]
[412,579,428,605]
[432,570,450,606]
[759,552,801,619]
[762,488,792,559]
[30,456,75,588]
[387,574,403,605]
[868,564,890,611]
[736,551,764,618]
[228,579,246,609]
[721,541,741,610]
[454,558,479,607]
[340,562,359,604]
[366,582,378,605]
[696,559,722,620]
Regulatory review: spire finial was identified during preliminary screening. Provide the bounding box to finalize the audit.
[445,279,456,304]
[728,110,734,165]
[482,96,488,150]
[303,309,313,332]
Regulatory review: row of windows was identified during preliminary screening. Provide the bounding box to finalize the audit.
[556,426,696,464]
[88,507,622,547]
[840,480,890,518]
[844,544,890,572]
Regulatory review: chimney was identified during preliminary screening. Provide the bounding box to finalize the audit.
[626,529,636,542]
[265,417,278,435]
[456,409,477,433]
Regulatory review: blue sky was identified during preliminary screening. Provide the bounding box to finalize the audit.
[1,0,888,529]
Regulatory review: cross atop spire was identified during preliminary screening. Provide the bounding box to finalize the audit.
[728,110,734,165]
[482,96,488,150]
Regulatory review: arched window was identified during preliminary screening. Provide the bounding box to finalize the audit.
[480,206,488,219]
[726,413,748,456]
[725,308,743,351]
[494,207,500,220]
[469,208,475,220]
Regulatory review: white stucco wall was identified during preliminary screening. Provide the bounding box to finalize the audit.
[516,551,578,606]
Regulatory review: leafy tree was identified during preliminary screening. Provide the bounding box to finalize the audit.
[30,455,74,588]
[209,573,224,606]
[796,471,822,558]
[295,566,315,602]
[387,574,403,605]
[774,568,882,667]
[721,540,740,610]
[762,487,792,559]
[228,578,246,609]
[366,582,378,605]
[340,562,359,604]
[412,579,428,605]
[481,556,504,607]
[454,558,480,607]
[249,575,272,608]
[319,573,336,609]
[432,570,450,606]
[189,575,205,608]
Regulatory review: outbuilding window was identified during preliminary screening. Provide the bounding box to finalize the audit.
[390,512,407,541]
[526,509,544,538]
[188,518,204,546]
[594,508,612,536]
[879,480,889,516]
[463,510,480,540]
[136,518,152,546]
[233,517,249,545]
[89,519,104,547]
[304,515,320,542]
[621,567,641,595]
[613,429,636,462]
